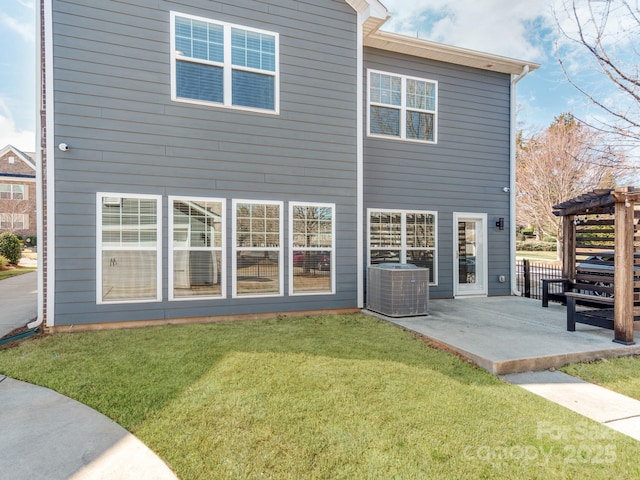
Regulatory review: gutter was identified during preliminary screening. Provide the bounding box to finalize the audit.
[510,65,530,296]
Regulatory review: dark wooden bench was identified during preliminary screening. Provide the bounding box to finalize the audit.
[565,291,615,331]
[541,278,572,307]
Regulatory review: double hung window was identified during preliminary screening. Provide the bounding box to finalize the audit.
[172,12,279,112]
[368,70,437,143]
[169,197,225,300]
[97,194,162,303]
[369,209,437,283]
[0,213,26,229]
[0,184,25,200]
[233,200,283,297]
[290,203,335,295]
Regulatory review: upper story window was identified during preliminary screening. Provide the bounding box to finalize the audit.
[0,184,25,200]
[171,12,279,113]
[368,70,437,143]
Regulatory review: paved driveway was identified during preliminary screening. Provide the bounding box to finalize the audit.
[0,272,37,338]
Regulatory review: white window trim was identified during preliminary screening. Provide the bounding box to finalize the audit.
[367,69,438,144]
[232,199,284,298]
[367,208,438,285]
[96,192,162,305]
[168,196,226,301]
[170,11,280,115]
[288,202,336,296]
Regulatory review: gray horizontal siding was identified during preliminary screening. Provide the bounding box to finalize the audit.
[51,0,359,325]
[364,47,513,298]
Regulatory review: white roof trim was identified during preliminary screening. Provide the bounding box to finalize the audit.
[343,1,539,75]
[0,144,36,171]
[365,30,539,75]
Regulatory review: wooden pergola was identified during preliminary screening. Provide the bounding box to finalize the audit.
[552,186,640,345]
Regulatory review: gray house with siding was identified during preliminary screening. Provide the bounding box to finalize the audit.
[34,0,538,331]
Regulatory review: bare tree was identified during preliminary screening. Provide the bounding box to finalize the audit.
[516,113,627,253]
[555,0,640,146]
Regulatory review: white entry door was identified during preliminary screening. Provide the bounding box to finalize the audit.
[454,213,488,297]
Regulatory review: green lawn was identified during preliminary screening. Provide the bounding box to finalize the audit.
[562,356,640,401]
[1,315,638,479]
[0,266,36,281]
[516,251,560,262]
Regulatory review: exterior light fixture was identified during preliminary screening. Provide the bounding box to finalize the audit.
[496,217,505,230]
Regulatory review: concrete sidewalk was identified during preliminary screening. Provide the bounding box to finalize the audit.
[0,375,177,480]
[372,297,640,443]
[502,370,640,442]
[0,271,37,338]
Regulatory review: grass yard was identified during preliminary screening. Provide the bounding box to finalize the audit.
[1,314,639,479]
[562,356,640,402]
[516,251,560,262]
[0,265,36,281]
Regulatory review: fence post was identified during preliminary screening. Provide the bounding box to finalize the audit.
[523,259,531,298]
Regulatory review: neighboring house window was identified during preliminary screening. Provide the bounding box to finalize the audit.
[0,184,25,200]
[0,213,26,230]
[368,209,437,284]
[97,194,162,303]
[169,197,225,300]
[171,12,279,113]
[233,200,283,297]
[368,70,437,143]
[290,203,335,295]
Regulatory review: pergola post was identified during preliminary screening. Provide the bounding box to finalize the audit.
[562,214,575,282]
[613,187,635,345]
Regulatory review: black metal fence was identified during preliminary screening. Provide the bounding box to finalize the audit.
[516,259,563,300]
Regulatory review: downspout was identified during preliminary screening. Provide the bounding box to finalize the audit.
[356,12,364,308]
[510,65,530,295]
[29,0,54,330]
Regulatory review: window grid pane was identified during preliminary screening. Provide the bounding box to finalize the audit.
[292,204,333,294]
[100,195,159,302]
[172,199,224,299]
[174,15,277,111]
[369,71,437,142]
[235,202,281,296]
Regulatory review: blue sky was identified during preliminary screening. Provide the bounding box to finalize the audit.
[0,0,632,153]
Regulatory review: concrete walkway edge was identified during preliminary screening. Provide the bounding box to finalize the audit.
[0,376,178,480]
[501,370,640,442]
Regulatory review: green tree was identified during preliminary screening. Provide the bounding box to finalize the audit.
[0,232,22,265]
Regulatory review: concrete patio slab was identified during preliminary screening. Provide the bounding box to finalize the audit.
[367,296,640,375]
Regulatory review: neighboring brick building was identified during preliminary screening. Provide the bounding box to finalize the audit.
[0,145,37,238]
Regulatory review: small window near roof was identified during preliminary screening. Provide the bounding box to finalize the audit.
[368,70,437,143]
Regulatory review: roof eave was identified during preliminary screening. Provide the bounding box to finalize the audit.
[365,30,540,75]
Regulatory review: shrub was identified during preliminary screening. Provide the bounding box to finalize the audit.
[25,235,37,247]
[542,236,557,243]
[516,240,557,252]
[0,232,22,265]
[0,255,8,268]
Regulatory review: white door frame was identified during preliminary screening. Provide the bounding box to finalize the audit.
[453,212,488,297]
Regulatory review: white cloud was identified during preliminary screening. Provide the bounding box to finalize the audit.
[380,0,556,62]
[0,99,35,152]
[0,11,35,43]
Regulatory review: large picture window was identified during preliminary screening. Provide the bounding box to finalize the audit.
[97,194,161,303]
[169,197,225,300]
[233,200,283,297]
[171,12,279,112]
[290,203,335,295]
[368,70,437,143]
[368,209,437,284]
